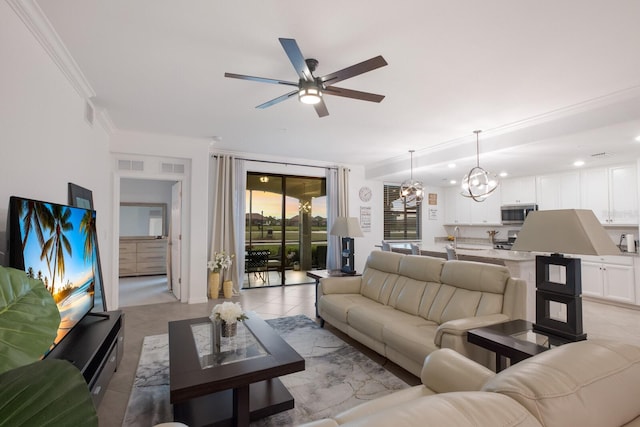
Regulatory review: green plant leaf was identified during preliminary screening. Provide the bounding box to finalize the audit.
[0,358,98,427]
[0,266,61,374]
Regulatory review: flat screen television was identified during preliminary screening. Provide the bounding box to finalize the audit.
[8,196,97,348]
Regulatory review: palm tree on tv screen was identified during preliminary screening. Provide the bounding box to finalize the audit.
[19,200,55,284]
[80,210,96,290]
[42,205,73,293]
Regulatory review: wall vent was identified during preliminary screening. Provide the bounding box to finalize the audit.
[161,162,185,174]
[591,152,611,158]
[118,159,144,171]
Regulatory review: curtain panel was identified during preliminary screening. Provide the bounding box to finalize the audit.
[326,166,349,270]
[210,155,246,294]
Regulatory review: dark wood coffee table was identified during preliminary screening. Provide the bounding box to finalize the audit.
[168,313,305,427]
[467,319,575,372]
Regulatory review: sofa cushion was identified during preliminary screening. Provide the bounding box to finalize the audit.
[439,287,482,323]
[319,294,380,324]
[382,322,439,365]
[348,303,432,343]
[440,260,510,293]
[359,269,400,305]
[420,348,495,393]
[366,250,403,273]
[397,254,444,282]
[387,276,427,316]
[483,340,640,427]
[334,392,543,427]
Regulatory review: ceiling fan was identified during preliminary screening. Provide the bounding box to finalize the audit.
[224,38,388,118]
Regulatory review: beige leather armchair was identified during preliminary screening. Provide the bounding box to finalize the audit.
[299,340,640,427]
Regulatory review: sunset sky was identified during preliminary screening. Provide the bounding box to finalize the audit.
[246,190,327,218]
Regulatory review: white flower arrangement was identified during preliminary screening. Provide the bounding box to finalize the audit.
[210,302,248,324]
[208,251,234,272]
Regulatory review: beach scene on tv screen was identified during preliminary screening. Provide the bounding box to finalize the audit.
[16,199,96,343]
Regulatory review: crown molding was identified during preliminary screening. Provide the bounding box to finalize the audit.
[7,0,95,98]
[8,0,118,135]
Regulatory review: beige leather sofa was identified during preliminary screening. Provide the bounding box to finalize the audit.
[318,251,526,374]
[299,339,640,427]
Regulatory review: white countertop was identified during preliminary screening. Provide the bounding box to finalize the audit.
[421,243,638,262]
[420,244,536,262]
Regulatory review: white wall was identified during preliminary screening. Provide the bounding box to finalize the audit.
[347,166,447,270]
[0,2,112,295]
[120,178,174,205]
[110,131,210,306]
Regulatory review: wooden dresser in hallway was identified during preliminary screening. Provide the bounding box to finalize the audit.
[119,237,167,277]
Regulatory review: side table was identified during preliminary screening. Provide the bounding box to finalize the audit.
[306,269,361,320]
[467,319,579,372]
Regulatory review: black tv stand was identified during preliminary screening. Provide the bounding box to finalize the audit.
[46,310,124,407]
[87,312,111,319]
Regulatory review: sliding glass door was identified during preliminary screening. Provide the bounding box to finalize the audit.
[245,173,326,288]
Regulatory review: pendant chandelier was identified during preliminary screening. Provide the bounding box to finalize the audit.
[400,150,425,207]
[460,130,499,202]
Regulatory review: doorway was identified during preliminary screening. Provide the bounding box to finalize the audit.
[118,178,182,307]
[244,173,327,288]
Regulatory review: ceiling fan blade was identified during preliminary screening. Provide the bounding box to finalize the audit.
[320,55,388,86]
[314,99,329,118]
[279,38,313,81]
[256,90,298,109]
[224,72,298,87]
[324,86,385,103]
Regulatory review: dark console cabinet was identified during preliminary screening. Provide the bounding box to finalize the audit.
[46,310,124,407]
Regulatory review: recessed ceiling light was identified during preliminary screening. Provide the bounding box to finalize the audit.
[448,163,456,168]
[450,179,457,185]
[635,135,640,142]
[499,172,508,178]
[574,160,585,167]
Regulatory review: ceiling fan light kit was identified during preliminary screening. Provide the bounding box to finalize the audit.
[298,80,323,105]
[460,130,499,202]
[224,38,387,117]
[400,150,425,207]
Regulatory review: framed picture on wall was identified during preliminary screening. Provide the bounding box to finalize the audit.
[68,182,94,209]
[68,182,107,312]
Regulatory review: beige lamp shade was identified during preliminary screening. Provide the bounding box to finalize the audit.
[511,209,621,256]
[329,217,364,238]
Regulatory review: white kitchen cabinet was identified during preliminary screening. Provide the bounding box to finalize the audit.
[444,185,501,225]
[470,186,502,224]
[501,177,536,205]
[609,165,638,224]
[581,256,635,304]
[536,171,580,210]
[581,165,638,225]
[444,186,470,224]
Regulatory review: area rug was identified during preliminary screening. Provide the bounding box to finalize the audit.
[122,314,409,426]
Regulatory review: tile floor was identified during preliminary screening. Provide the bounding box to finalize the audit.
[100,282,640,427]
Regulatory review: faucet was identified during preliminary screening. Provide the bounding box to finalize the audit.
[453,226,460,251]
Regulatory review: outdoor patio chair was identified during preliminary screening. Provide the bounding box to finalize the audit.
[245,249,270,285]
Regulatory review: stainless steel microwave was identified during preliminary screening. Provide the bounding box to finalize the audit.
[501,204,538,224]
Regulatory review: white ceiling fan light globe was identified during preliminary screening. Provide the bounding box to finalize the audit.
[298,87,322,105]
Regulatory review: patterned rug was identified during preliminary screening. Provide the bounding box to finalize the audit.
[122,314,409,426]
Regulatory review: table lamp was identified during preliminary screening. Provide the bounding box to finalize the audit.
[511,209,620,341]
[330,217,364,274]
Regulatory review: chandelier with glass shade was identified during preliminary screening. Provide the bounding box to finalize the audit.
[400,150,425,207]
[460,130,499,202]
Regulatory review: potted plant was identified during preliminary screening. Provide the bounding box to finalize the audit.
[0,266,98,426]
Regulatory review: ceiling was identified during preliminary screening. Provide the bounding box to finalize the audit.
[33,0,640,185]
